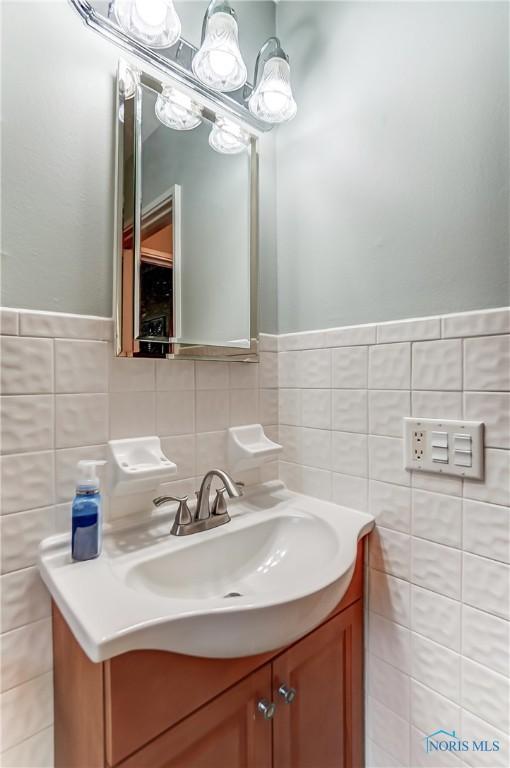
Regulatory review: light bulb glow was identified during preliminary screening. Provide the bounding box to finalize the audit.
[155,86,202,131]
[113,0,181,48]
[249,57,297,124]
[192,12,247,92]
[209,118,250,154]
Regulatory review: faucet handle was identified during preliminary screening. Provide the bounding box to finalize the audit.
[211,487,228,516]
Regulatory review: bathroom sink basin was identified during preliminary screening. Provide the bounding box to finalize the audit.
[39,481,374,662]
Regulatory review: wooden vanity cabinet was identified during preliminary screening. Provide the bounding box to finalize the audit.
[53,541,365,768]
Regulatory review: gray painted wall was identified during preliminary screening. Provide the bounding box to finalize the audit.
[1,0,278,332]
[276,1,509,333]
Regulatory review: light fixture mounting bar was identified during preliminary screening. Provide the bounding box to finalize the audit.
[68,0,270,132]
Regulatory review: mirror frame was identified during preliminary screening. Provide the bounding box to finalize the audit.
[114,63,259,362]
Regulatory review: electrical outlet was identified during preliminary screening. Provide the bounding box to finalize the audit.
[412,430,425,460]
[403,418,484,479]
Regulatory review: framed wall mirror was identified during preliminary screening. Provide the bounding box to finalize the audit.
[115,62,259,361]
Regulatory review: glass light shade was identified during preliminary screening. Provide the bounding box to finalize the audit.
[113,0,181,48]
[249,57,297,124]
[209,118,250,154]
[192,12,247,92]
[155,86,202,130]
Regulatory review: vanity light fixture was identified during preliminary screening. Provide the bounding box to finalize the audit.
[192,0,247,93]
[248,37,297,124]
[155,85,202,130]
[112,0,181,49]
[118,60,137,99]
[209,117,250,154]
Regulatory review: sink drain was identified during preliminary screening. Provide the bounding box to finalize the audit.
[223,592,242,598]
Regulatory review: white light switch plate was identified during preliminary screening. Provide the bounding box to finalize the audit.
[404,418,484,479]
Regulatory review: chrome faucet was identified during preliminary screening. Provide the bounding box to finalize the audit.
[153,469,242,536]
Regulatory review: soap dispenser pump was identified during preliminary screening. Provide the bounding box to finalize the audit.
[71,460,107,562]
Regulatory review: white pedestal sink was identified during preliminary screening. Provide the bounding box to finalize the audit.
[39,481,374,662]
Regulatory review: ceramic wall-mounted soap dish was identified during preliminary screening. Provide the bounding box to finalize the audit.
[228,424,282,472]
[108,437,177,496]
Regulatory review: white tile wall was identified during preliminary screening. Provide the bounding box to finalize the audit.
[274,306,510,768]
[1,305,509,768]
[0,309,278,765]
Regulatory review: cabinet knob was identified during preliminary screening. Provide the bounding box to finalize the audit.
[257,699,276,720]
[278,684,297,704]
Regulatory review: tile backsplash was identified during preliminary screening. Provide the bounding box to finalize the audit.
[1,305,509,767]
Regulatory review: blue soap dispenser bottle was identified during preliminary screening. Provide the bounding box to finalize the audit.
[71,459,107,562]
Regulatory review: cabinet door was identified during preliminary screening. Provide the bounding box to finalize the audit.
[272,601,364,768]
[117,665,273,768]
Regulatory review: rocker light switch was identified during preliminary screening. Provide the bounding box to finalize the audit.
[404,418,484,479]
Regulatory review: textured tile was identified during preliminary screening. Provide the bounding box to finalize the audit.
[258,352,278,388]
[411,466,463,497]
[0,452,54,514]
[0,309,19,335]
[411,537,461,599]
[461,657,510,733]
[368,390,410,437]
[369,481,411,533]
[0,396,53,455]
[156,390,194,436]
[332,389,367,433]
[369,343,410,390]
[369,612,410,674]
[0,507,54,573]
[411,633,460,701]
[332,346,368,388]
[159,435,196,481]
[369,527,410,580]
[461,710,509,768]
[278,330,325,351]
[298,349,331,388]
[411,585,461,651]
[324,324,377,347]
[366,738,405,768]
[278,389,301,426]
[195,361,229,390]
[55,339,108,393]
[19,309,111,340]
[300,466,332,501]
[56,394,109,448]
[369,569,410,627]
[410,726,465,768]
[0,568,50,633]
[0,724,54,768]
[279,425,301,463]
[377,317,440,344]
[332,431,367,477]
[229,361,258,389]
[300,428,331,470]
[411,680,460,738]
[0,337,53,395]
[412,489,462,548]
[463,499,510,563]
[278,352,300,389]
[442,307,510,338]
[196,390,229,432]
[258,333,278,352]
[412,339,462,390]
[111,356,155,391]
[464,335,510,391]
[462,552,509,620]
[279,461,302,493]
[464,448,510,506]
[301,389,331,429]
[0,618,52,692]
[461,605,510,677]
[368,696,410,766]
[0,672,53,752]
[369,436,410,486]
[155,359,194,390]
[331,473,368,510]
[55,445,107,503]
[259,389,278,426]
[229,388,259,427]
[464,392,510,448]
[411,390,462,419]
[195,431,227,474]
[368,653,410,719]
